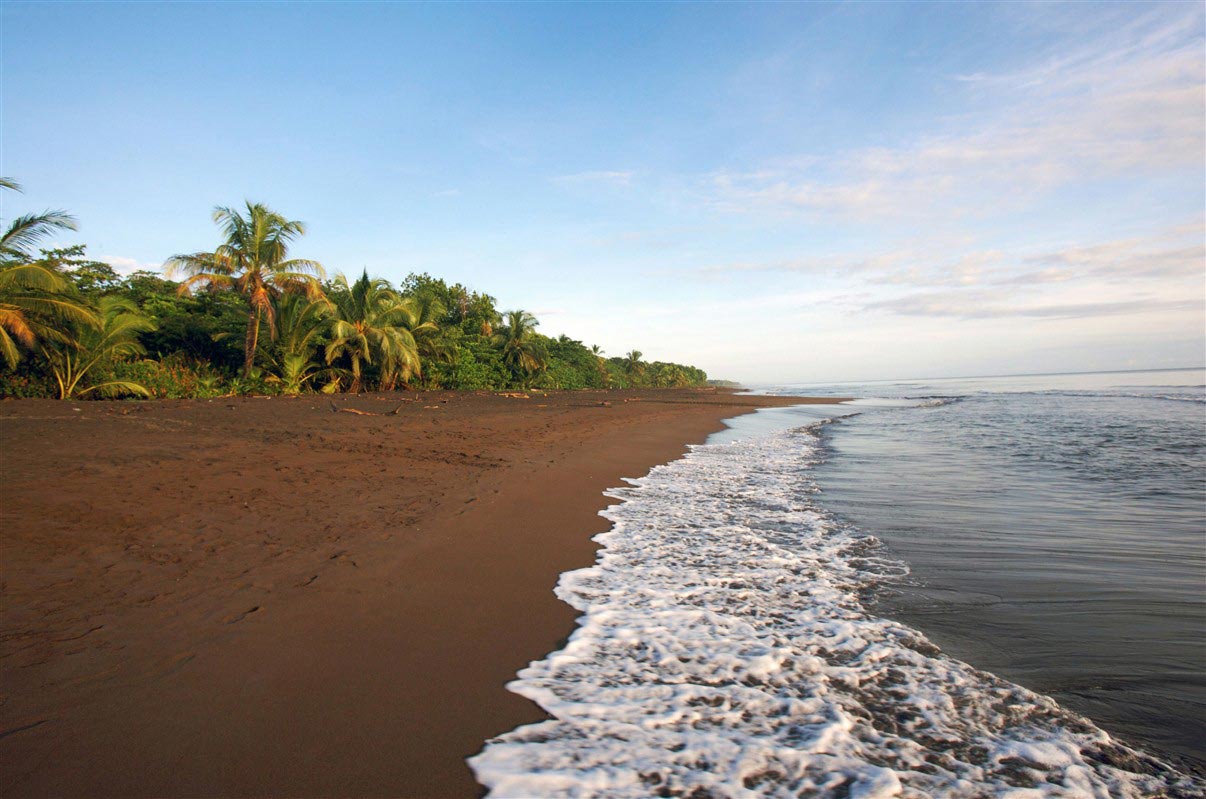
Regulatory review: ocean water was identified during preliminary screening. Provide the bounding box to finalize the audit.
[470,369,1206,798]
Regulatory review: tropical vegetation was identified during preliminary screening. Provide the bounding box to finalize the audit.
[166,203,324,378]
[0,186,709,399]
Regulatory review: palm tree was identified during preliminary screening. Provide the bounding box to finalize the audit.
[0,181,98,367]
[406,291,454,385]
[589,344,610,387]
[41,295,155,399]
[324,271,432,393]
[0,261,100,369]
[166,202,323,377]
[0,178,77,261]
[492,310,547,387]
[623,349,645,383]
[653,363,688,388]
[270,292,332,394]
[274,291,331,357]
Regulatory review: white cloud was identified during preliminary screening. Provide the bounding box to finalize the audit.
[1012,238,1205,285]
[690,219,1204,327]
[553,170,635,187]
[865,292,1197,321]
[697,220,1203,289]
[698,250,913,278]
[706,9,1204,219]
[99,255,161,276]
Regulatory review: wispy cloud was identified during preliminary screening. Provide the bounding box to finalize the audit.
[858,220,1204,322]
[706,8,1204,219]
[698,251,914,278]
[1010,239,1204,286]
[864,225,1205,290]
[553,170,635,187]
[865,293,1197,321]
[697,220,1203,289]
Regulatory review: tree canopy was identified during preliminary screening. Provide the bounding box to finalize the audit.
[0,190,709,399]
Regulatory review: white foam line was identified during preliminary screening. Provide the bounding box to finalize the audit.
[469,423,1203,798]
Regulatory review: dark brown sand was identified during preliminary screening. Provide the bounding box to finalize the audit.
[0,388,840,798]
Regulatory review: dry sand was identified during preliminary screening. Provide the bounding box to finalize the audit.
[0,388,839,797]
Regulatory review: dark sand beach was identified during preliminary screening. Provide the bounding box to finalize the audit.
[0,388,834,798]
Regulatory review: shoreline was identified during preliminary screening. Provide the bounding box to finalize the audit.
[0,388,845,797]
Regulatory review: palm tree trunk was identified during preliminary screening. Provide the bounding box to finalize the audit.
[350,355,361,394]
[243,308,261,378]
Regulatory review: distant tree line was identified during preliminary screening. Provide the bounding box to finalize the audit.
[0,188,707,399]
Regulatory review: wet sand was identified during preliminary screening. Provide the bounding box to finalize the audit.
[0,388,834,798]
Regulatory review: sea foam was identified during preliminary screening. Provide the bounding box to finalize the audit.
[469,423,1204,798]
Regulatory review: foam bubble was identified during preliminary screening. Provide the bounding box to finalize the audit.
[469,424,1204,798]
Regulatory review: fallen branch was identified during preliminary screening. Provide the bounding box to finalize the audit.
[328,399,409,417]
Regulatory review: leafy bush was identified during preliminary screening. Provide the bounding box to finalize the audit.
[0,366,56,398]
[446,338,510,390]
[535,360,587,390]
[102,356,225,399]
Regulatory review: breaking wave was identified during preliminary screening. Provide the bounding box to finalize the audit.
[469,423,1204,798]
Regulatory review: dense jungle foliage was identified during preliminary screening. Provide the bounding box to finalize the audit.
[0,190,707,399]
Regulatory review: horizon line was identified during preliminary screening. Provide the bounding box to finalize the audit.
[746,364,1206,388]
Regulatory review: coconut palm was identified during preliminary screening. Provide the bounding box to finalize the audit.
[0,260,100,369]
[0,178,78,262]
[0,182,98,368]
[405,291,454,385]
[653,363,689,388]
[325,271,432,393]
[270,292,332,394]
[479,309,501,338]
[274,353,324,395]
[166,202,323,377]
[41,295,155,399]
[623,349,645,382]
[587,344,610,387]
[492,310,547,386]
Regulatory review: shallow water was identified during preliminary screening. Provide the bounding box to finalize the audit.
[783,369,1206,775]
[470,369,1206,797]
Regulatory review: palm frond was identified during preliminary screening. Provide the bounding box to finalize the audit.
[0,327,20,369]
[274,258,324,278]
[1,211,78,259]
[0,305,36,347]
[7,294,100,327]
[76,380,152,398]
[0,261,71,293]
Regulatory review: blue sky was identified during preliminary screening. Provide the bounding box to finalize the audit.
[2,1,1202,382]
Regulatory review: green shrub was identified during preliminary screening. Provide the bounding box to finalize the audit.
[447,341,510,390]
[103,356,225,399]
[0,367,56,398]
[535,360,586,390]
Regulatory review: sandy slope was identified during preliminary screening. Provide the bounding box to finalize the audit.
[0,388,838,798]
